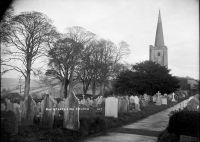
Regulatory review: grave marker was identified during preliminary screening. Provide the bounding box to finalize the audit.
[40,94,56,128]
[134,96,141,111]
[21,95,37,125]
[156,91,162,105]
[63,91,80,130]
[172,92,177,102]
[105,97,118,118]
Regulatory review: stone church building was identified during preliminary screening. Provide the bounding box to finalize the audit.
[149,10,168,68]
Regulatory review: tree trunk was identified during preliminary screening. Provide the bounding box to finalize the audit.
[0,37,2,86]
[83,80,90,96]
[24,60,31,97]
[92,81,96,96]
[63,77,69,98]
[82,81,87,95]
[67,67,75,98]
[24,71,30,97]
[100,82,105,96]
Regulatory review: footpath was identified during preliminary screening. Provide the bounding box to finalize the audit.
[83,100,188,142]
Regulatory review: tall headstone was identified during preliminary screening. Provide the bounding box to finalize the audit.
[129,96,135,111]
[63,91,80,130]
[152,95,157,103]
[40,94,56,128]
[156,91,162,105]
[5,99,14,111]
[118,97,128,113]
[13,103,21,125]
[134,96,140,111]
[130,96,135,104]
[21,95,37,125]
[105,97,118,118]
[143,94,150,103]
[172,92,177,102]
[1,103,6,111]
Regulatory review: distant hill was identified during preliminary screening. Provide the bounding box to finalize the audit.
[1,78,107,97]
[1,78,43,92]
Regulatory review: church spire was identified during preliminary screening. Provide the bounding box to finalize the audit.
[155,10,165,47]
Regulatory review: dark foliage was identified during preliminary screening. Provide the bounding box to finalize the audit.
[157,129,179,142]
[167,110,200,138]
[114,61,180,95]
[1,111,18,142]
[1,93,23,104]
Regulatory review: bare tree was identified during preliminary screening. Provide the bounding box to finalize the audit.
[3,11,59,97]
[0,7,14,76]
[90,40,130,96]
[46,26,95,98]
[76,40,96,95]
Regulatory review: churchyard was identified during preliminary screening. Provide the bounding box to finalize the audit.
[1,89,194,142]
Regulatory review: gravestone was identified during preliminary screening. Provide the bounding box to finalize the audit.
[36,102,41,115]
[92,99,98,107]
[155,91,162,105]
[134,96,140,111]
[81,98,86,105]
[152,95,157,103]
[161,97,167,105]
[105,97,118,118]
[40,94,57,128]
[172,92,177,102]
[164,93,168,97]
[143,94,150,103]
[118,97,128,113]
[141,98,147,107]
[1,103,6,111]
[13,103,21,125]
[6,99,14,111]
[55,100,65,116]
[129,96,135,111]
[63,91,80,130]
[21,95,37,125]
[130,96,135,104]
[180,135,199,142]
[96,96,103,105]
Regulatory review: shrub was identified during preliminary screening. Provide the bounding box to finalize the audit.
[79,117,93,137]
[157,129,179,142]
[167,110,200,138]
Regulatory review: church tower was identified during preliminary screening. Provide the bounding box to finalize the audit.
[149,10,168,67]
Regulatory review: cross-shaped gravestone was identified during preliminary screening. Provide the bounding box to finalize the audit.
[172,92,177,102]
[63,91,80,130]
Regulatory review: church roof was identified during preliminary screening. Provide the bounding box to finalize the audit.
[155,10,165,47]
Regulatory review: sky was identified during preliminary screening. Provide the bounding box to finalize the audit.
[3,0,199,80]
